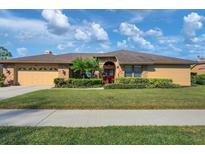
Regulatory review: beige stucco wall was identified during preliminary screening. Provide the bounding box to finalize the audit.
[142,64,191,86]
[191,64,205,74]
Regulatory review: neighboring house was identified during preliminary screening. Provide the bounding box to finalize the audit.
[0,50,195,86]
[191,58,205,75]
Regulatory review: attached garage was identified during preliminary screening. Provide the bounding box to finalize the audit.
[18,71,58,86]
[16,64,59,86]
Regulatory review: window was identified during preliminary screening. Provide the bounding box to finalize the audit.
[124,65,142,77]
[124,65,132,77]
[134,65,142,77]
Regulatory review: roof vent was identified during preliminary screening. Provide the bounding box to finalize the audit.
[44,50,53,54]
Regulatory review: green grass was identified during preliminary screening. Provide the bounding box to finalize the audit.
[1,86,205,109]
[0,126,205,144]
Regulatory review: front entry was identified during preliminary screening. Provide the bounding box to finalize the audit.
[103,61,115,84]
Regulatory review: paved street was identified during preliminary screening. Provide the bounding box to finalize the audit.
[0,109,205,127]
[0,86,52,100]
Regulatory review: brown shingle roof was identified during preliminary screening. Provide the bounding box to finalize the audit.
[0,50,195,64]
[106,50,195,64]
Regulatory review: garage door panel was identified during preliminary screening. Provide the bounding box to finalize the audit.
[18,71,58,86]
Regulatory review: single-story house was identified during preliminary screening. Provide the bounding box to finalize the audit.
[0,50,195,86]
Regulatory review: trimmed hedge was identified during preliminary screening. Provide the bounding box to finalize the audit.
[54,77,180,89]
[54,78,103,88]
[104,77,180,89]
[104,83,146,89]
[0,73,5,87]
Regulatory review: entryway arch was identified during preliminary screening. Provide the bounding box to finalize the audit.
[103,61,116,83]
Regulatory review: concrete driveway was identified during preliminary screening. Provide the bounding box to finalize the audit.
[0,86,52,100]
[0,109,205,127]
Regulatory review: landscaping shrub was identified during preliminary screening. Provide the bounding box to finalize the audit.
[54,78,103,88]
[105,77,180,89]
[54,78,66,88]
[191,73,197,86]
[191,73,205,85]
[196,74,205,85]
[0,73,5,87]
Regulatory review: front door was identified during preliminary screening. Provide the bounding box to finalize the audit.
[103,69,115,83]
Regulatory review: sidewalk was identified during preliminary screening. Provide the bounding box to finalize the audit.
[0,109,205,127]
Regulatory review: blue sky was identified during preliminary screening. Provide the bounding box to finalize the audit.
[0,9,205,60]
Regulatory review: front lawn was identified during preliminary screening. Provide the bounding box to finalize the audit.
[0,126,205,144]
[0,86,205,109]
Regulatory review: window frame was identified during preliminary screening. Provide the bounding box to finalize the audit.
[124,65,143,77]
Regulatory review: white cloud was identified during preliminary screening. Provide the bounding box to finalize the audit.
[16,47,28,56]
[0,10,110,54]
[74,22,109,42]
[183,12,204,39]
[57,42,75,50]
[119,22,142,36]
[91,22,109,41]
[132,36,154,50]
[117,40,128,49]
[42,10,70,35]
[74,29,91,41]
[119,22,154,50]
[145,28,163,37]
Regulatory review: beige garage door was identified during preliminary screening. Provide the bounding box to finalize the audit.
[18,71,58,86]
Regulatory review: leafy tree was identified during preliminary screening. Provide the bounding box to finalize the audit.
[0,46,12,60]
[71,58,87,78]
[84,58,101,75]
[71,58,100,78]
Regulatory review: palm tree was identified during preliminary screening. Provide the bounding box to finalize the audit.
[84,58,101,77]
[0,46,12,60]
[71,58,101,78]
[71,58,87,78]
